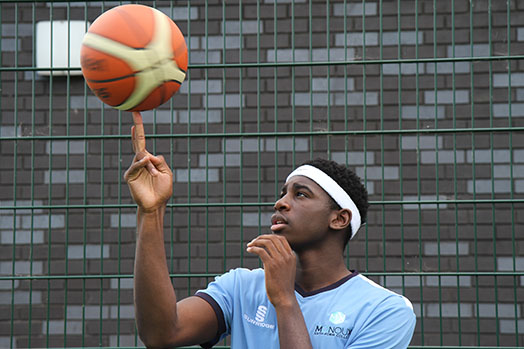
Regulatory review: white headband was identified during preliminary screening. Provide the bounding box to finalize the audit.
[286,165,362,239]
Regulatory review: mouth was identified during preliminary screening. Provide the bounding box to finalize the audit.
[270,214,288,232]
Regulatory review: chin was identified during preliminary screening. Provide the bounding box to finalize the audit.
[274,230,291,241]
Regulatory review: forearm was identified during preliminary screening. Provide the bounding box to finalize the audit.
[275,301,313,349]
[134,206,177,346]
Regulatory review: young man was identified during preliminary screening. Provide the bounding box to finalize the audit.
[125,112,416,348]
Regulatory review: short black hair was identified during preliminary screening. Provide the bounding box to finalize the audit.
[302,158,369,246]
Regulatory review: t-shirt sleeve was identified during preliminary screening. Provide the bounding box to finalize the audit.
[194,270,238,348]
[347,295,416,349]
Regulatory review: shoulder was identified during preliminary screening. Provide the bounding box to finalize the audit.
[203,268,265,293]
[353,274,413,313]
[213,267,264,283]
[353,274,412,303]
[195,268,266,322]
[346,274,416,347]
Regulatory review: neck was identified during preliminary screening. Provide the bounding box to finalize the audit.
[294,248,350,293]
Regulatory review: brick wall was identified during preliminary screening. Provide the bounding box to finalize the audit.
[0,0,523,347]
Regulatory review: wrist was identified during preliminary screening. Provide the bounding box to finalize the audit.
[272,295,299,311]
[136,206,166,237]
[137,203,167,216]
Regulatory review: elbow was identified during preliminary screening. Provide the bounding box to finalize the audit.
[138,328,179,349]
[140,337,177,349]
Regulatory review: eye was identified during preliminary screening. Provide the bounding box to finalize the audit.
[296,191,307,198]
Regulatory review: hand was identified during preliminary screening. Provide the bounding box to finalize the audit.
[124,112,173,212]
[247,234,297,308]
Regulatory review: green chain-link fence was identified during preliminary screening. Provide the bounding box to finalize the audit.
[0,0,523,347]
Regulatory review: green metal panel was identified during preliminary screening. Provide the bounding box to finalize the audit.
[0,0,523,348]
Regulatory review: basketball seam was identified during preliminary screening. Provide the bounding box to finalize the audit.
[85,73,136,84]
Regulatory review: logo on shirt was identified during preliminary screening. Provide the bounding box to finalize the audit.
[255,305,267,322]
[312,311,351,339]
[329,311,346,325]
[243,304,275,329]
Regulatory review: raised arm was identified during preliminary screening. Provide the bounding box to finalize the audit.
[125,112,218,348]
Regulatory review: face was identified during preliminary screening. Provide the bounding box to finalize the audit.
[271,175,337,250]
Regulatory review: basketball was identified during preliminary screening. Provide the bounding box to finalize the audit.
[80,4,188,111]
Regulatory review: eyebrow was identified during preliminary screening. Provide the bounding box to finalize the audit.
[280,182,314,195]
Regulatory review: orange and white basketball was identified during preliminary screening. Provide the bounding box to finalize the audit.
[80,4,188,111]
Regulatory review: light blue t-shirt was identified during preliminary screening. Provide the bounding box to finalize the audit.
[196,268,416,349]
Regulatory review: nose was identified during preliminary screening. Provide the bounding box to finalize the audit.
[274,193,290,211]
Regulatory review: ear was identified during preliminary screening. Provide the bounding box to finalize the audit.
[329,208,352,231]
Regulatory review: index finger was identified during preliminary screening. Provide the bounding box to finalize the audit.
[132,111,146,154]
[247,234,292,256]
